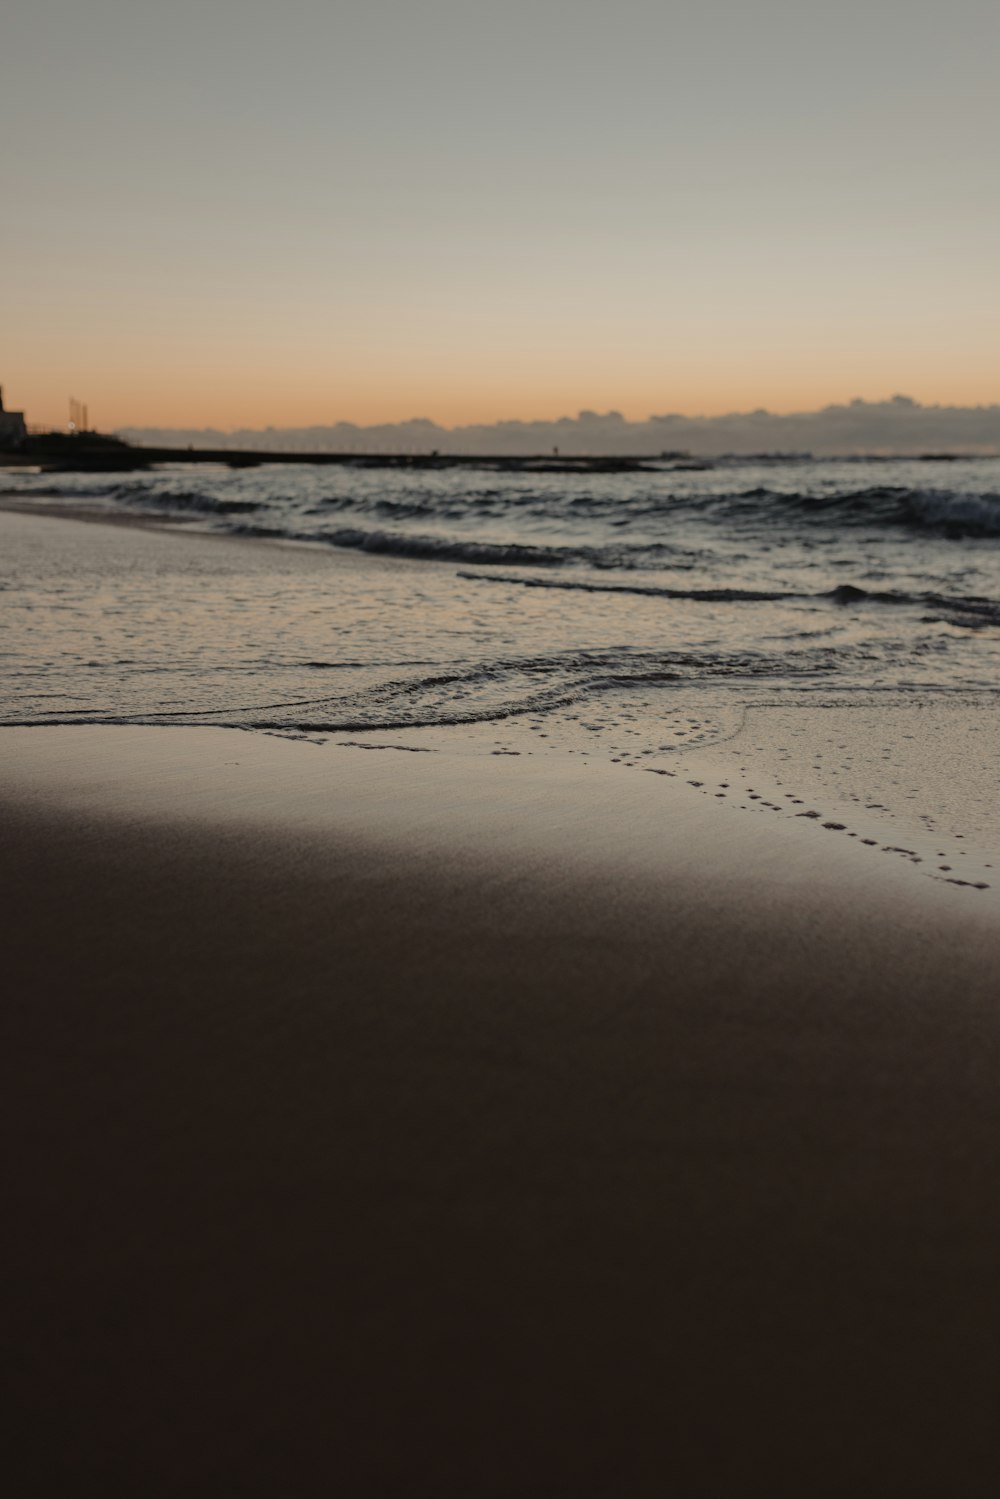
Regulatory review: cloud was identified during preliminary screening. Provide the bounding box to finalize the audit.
[117,397,1000,457]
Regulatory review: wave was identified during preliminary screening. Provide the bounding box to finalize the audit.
[459,572,805,602]
[17,467,1000,540]
[119,487,264,516]
[460,571,1000,623]
[320,526,575,567]
[285,481,1000,539]
[303,481,1000,538]
[13,465,1000,587]
[905,489,1000,536]
[4,645,852,733]
[305,525,693,570]
[14,480,265,516]
[710,485,1000,536]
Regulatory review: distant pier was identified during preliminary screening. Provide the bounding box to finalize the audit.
[0,432,676,474]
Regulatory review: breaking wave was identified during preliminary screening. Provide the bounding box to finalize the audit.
[706,484,1000,536]
[13,468,1000,548]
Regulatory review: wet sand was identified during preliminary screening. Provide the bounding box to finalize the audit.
[4,724,1000,1495]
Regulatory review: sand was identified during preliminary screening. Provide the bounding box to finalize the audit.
[4,502,1000,1492]
[4,721,1000,1496]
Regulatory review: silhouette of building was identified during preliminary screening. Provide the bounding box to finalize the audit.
[0,387,27,448]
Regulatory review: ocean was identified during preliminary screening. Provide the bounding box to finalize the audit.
[4,455,1000,756]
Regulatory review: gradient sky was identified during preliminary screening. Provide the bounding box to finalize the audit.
[3,0,998,430]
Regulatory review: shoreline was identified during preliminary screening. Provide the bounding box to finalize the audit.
[5,725,1000,1492]
[5,500,1000,1490]
[2,501,999,896]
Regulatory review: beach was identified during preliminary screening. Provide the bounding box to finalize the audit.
[9,0,1000,1484]
[4,502,1000,1493]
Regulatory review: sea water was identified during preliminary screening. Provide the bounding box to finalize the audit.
[3,455,1000,754]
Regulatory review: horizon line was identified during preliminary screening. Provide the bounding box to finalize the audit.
[110,394,1000,435]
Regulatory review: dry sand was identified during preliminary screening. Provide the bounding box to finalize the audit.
[4,724,1000,1495]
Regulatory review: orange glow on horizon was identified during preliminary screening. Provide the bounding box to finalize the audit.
[9,362,1000,436]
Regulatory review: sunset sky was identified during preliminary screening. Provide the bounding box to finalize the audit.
[4,0,998,431]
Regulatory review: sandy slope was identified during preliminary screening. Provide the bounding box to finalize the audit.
[4,725,1000,1494]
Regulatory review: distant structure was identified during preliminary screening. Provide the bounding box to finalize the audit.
[69,396,90,432]
[0,386,27,448]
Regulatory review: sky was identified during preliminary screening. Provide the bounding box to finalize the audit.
[3,0,998,432]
